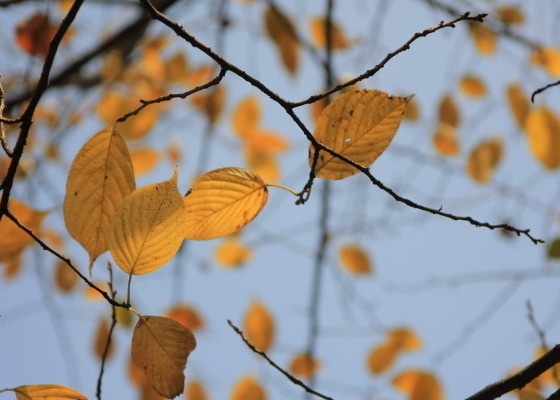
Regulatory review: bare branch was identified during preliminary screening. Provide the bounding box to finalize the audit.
[531,80,560,103]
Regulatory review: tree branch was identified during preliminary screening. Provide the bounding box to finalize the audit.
[531,80,560,103]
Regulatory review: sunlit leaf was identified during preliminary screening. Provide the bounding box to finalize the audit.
[339,243,373,275]
[132,316,196,399]
[166,52,190,83]
[15,13,57,58]
[0,199,47,262]
[392,370,444,400]
[186,380,208,400]
[165,304,205,331]
[530,47,560,78]
[460,75,486,98]
[54,260,78,293]
[215,237,253,268]
[507,83,530,130]
[94,317,114,361]
[244,300,275,352]
[525,106,560,169]
[468,22,496,55]
[433,123,460,156]
[130,148,160,175]
[265,4,299,74]
[232,95,261,139]
[438,94,460,127]
[184,167,269,240]
[466,138,503,183]
[367,343,398,375]
[108,169,186,275]
[10,384,87,400]
[309,17,351,50]
[289,353,320,379]
[64,127,135,271]
[548,238,560,259]
[309,90,410,180]
[497,6,525,25]
[246,130,289,154]
[190,85,226,124]
[388,328,422,351]
[230,376,266,400]
[244,148,280,182]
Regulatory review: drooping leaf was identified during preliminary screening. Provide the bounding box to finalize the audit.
[466,138,503,183]
[507,83,530,130]
[64,127,135,271]
[497,6,524,25]
[367,342,399,375]
[289,353,320,379]
[184,167,269,240]
[186,380,208,400]
[94,317,115,361]
[309,90,410,180]
[0,199,47,262]
[264,4,299,74]
[54,260,78,293]
[10,384,87,400]
[165,304,205,331]
[130,148,160,175]
[530,47,560,78]
[15,13,57,58]
[244,300,275,352]
[438,94,460,127]
[108,169,186,275]
[547,238,560,259]
[309,17,351,50]
[131,316,197,399]
[232,95,261,139]
[433,123,460,156]
[459,75,486,98]
[244,148,281,182]
[524,106,560,169]
[230,376,266,400]
[468,22,496,55]
[215,237,253,268]
[339,243,373,275]
[392,370,444,400]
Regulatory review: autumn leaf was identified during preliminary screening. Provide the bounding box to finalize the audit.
[246,130,289,154]
[309,90,410,180]
[433,123,460,156]
[190,85,226,124]
[230,376,266,400]
[215,237,253,268]
[130,148,160,175]
[392,370,444,400]
[524,106,560,169]
[54,260,78,293]
[15,13,57,58]
[460,75,486,98]
[131,316,196,399]
[232,95,261,139]
[388,328,422,351]
[507,83,530,130]
[367,343,399,375]
[468,22,496,55]
[309,17,351,50]
[186,380,208,400]
[403,97,420,121]
[265,4,299,74]
[439,94,460,127]
[165,304,205,331]
[339,243,373,275]
[497,6,524,25]
[244,148,281,182]
[466,138,503,183]
[530,47,560,78]
[94,317,115,361]
[289,353,320,379]
[548,238,560,259]
[165,52,190,83]
[2,254,22,280]
[108,169,187,275]
[517,390,546,400]
[9,384,87,400]
[244,300,275,352]
[184,167,269,240]
[64,127,135,270]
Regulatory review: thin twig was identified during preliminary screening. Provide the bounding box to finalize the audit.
[531,80,560,103]
[227,320,334,400]
[527,300,548,350]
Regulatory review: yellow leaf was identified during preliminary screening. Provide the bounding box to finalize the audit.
[392,370,444,400]
[309,17,351,50]
[244,300,275,352]
[165,304,205,331]
[184,167,269,240]
[54,260,78,293]
[433,123,460,156]
[388,328,422,351]
[497,6,524,25]
[460,75,486,98]
[246,130,289,154]
[215,237,252,268]
[64,127,135,271]
[186,380,208,400]
[130,148,160,175]
[190,85,226,124]
[403,97,420,121]
[525,106,560,169]
[244,148,280,182]
[367,343,399,375]
[230,376,266,400]
[131,315,196,399]
[289,353,321,379]
[94,317,114,361]
[184,65,215,87]
[468,22,496,55]
[507,83,530,130]
[466,138,503,183]
[10,384,87,400]
[108,169,186,275]
[0,199,47,262]
[309,90,410,180]
[264,4,299,74]
[165,52,190,83]
[439,94,460,127]
[116,306,134,329]
[339,243,372,275]
[530,47,560,77]
[232,95,261,139]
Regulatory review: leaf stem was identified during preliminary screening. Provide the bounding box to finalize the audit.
[265,183,301,196]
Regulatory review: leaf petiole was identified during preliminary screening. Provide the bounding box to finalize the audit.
[265,183,301,197]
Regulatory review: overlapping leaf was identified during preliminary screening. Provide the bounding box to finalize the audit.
[108,169,186,275]
[9,384,87,400]
[64,127,135,270]
[184,167,268,240]
[131,315,196,399]
[309,90,410,180]
[367,328,421,375]
[530,47,560,77]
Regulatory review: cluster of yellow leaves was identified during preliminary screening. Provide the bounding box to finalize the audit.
[338,243,373,275]
[367,328,422,375]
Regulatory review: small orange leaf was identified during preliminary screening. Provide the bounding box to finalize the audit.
[246,130,289,154]
[244,300,275,352]
[468,22,496,56]
[507,83,530,130]
[388,328,422,351]
[186,380,208,400]
[309,17,351,50]
[466,138,503,183]
[264,4,299,74]
[54,260,78,293]
[530,47,560,78]
[339,243,373,275]
[215,237,252,268]
[525,106,560,169]
[433,123,460,156]
[289,353,321,379]
[232,95,261,139]
[439,94,460,127]
[94,317,115,361]
[15,13,57,58]
[392,370,444,400]
[497,6,524,25]
[130,148,160,175]
[230,376,266,400]
[116,306,134,329]
[460,75,486,98]
[165,304,205,331]
[2,254,22,279]
[84,282,108,301]
[367,343,399,375]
